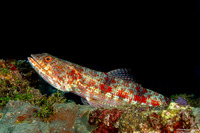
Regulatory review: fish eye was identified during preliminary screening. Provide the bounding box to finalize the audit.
[45,56,52,63]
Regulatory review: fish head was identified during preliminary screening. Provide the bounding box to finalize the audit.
[28,53,73,92]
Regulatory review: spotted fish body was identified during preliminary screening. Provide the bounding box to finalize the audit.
[28,53,171,107]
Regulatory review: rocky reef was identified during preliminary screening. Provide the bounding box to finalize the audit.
[0,59,200,133]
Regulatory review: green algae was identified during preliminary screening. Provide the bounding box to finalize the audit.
[0,59,67,122]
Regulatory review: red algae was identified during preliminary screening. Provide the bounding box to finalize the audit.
[88,108,122,133]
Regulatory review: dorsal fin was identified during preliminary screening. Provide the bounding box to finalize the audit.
[107,68,135,81]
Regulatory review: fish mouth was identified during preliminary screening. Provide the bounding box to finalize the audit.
[28,54,58,88]
[29,54,39,63]
[28,54,36,63]
[27,54,50,78]
[27,54,64,91]
[27,54,42,70]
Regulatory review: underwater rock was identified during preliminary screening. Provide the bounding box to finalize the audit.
[0,101,95,133]
[0,100,47,133]
[119,104,164,132]
[48,102,80,133]
[160,102,198,132]
[192,107,200,129]
[118,102,200,132]
[74,105,96,133]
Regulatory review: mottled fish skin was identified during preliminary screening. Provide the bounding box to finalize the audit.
[28,53,171,107]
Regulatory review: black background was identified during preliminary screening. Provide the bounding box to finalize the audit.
[1,1,200,98]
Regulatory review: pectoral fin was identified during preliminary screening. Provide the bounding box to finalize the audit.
[81,97,108,108]
[81,97,90,105]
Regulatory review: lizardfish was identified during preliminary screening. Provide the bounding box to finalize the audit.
[28,53,171,107]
